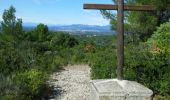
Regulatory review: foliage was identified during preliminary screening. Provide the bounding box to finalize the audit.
[147,22,170,56]
[34,23,49,41]
[1,5,170,99]
[0,6,79,99]
[14,69,47,99]
[0,34,35,76]
[147,22,170,97]
[1,6,22,35]
[0,74,17,99]
[127,12,158,41]
[102,0,170,41]
[26,23,49,41]
[50,33,79,48]
[90,48,117,79]
[125,22,170,98]
[83,36,117,79]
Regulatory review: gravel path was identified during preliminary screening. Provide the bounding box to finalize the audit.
[48,65,90,100]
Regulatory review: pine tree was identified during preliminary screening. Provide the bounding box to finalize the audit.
[1,6,23,35]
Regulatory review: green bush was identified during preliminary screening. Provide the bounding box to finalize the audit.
[147,22,170,97]
[125,22,170,98]
[0,41,35,75]
[90,48,117,79]
[147,21,170,56]
[70,46,86,64]
[125,44,170,98]
[0,74,17,98]
[52,56,67,68]
[50,33,78,48]
[14,69,47,99]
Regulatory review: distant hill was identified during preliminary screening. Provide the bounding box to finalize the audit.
[48,24,111,32]
[23,23,115,35]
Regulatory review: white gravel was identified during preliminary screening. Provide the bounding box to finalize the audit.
[48,65,90,100]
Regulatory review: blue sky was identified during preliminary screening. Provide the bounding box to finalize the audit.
[0,0,113,25]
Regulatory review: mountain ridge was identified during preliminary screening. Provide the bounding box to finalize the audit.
[23,23,115,35]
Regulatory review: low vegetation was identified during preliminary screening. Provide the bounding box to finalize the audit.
[0,5,170,100]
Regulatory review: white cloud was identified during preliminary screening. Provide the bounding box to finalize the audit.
[82,10,110,25]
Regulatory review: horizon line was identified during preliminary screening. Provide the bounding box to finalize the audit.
[23,22,110,26]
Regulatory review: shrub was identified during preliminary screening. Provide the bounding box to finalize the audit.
[14,69,47,99]
[0,42,35,75]
[147,21,170,56]
[147,22,170,97]
[70,46,86,64]
[125,22,170,98]
[0,74,17,99]
[90,48,117,79]
[50,33,79,48]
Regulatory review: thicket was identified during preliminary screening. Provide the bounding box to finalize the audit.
[0,6,80,100]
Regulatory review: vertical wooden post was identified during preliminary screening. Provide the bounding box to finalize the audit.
[117,0,124,80]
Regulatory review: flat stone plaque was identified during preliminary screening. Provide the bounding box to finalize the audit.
[90,79,153,100]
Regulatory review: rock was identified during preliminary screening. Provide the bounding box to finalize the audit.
[90,79,153,100]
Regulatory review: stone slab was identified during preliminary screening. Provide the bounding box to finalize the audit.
[90,79,153,100]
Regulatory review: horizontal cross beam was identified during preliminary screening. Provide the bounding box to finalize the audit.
[84,4,156,11]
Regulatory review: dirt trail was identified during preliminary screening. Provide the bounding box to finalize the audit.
[48,65,90,100]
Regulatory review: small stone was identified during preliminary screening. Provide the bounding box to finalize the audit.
[48,65,90,100]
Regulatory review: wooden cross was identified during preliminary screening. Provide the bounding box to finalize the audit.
[83,0,156,80]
